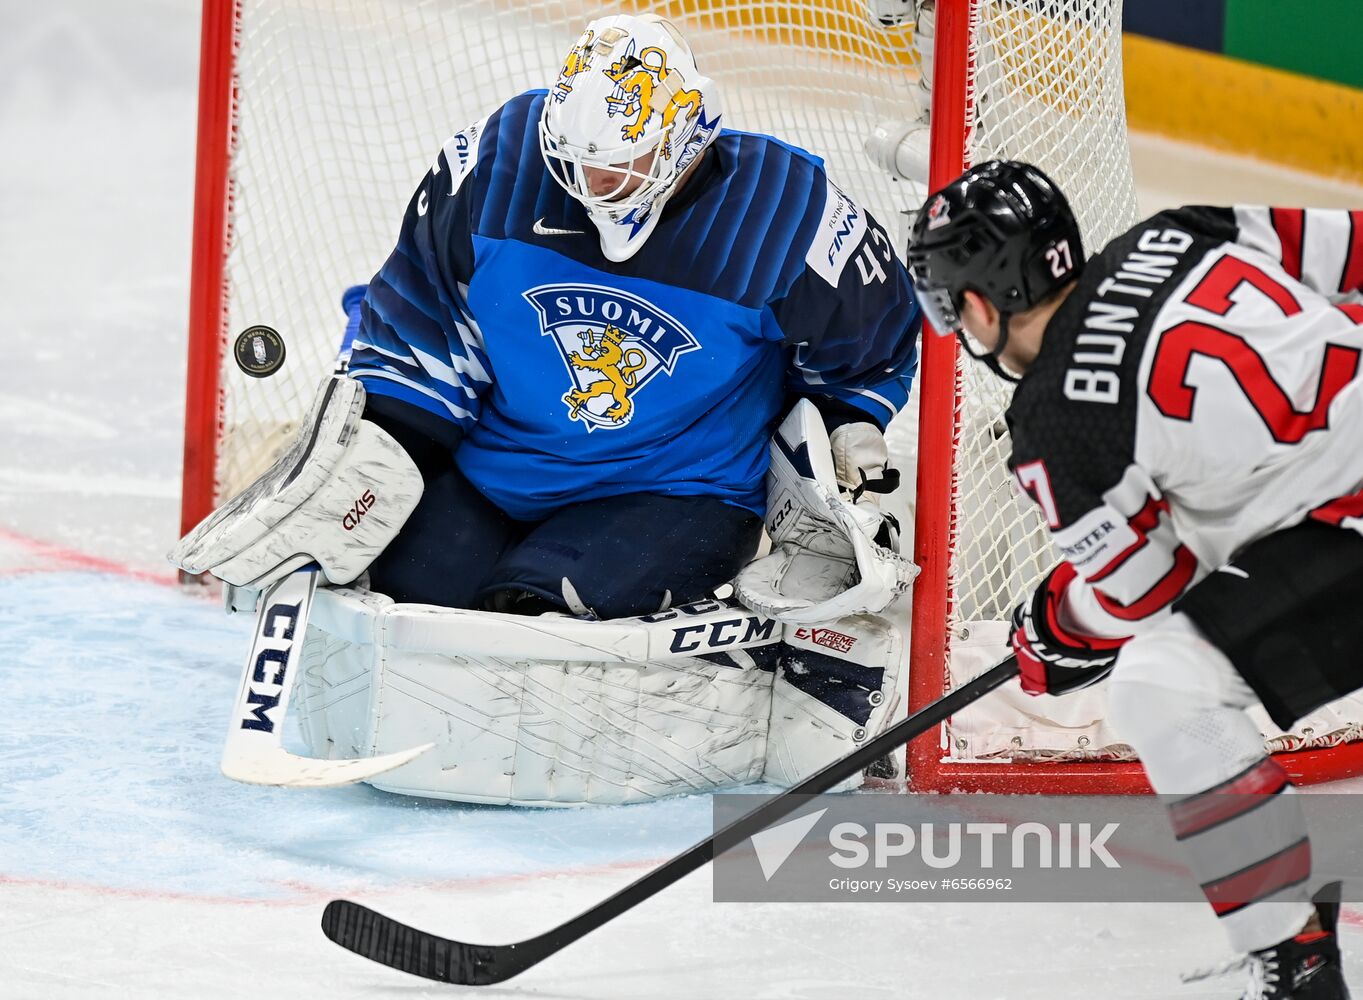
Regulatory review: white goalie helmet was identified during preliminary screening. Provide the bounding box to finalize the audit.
[539,14,723,262]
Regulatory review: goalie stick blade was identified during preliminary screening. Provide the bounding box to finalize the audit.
[219,567,434,789]
[322,899,528,985]
[221,742,434,788]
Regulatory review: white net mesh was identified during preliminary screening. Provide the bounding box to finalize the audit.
[955,0,1138,624]
[940,0,1142,763]
[213,0,927,499]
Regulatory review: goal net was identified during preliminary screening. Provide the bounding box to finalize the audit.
[185,0,925,516]
[184,0,1363,790]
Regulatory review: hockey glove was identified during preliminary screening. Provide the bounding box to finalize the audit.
[735,401,918,624]
[1011,562,1126,696]
[829,421,902,549]
[170,376,423,589]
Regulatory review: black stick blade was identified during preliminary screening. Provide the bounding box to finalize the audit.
[321,899,518,985]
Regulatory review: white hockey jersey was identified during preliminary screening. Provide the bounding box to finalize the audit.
[1006,206,1363,641]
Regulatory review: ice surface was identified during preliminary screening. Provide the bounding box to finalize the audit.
[0,572,718,898]
[5,1,1363,997]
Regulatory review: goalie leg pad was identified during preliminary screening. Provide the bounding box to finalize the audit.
[171,376,424,589]
[296,592,783,805]
[762,613,904,790]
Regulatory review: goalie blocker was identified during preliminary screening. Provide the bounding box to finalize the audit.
[170,375,423,589]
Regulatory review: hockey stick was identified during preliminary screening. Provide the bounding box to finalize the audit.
[320,653,1021,984]
[222,567,433,787]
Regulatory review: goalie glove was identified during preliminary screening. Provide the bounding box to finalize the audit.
[1012,562,1126,696]
[734,400,918,623]
[830,421,901,549]
[170,376,423,589]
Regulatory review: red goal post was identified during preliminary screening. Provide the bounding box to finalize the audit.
[906,0,1363,791]
[182,0,236,545]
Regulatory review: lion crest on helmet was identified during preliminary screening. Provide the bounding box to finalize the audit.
[603,42,702,152]
[553,29,596,102]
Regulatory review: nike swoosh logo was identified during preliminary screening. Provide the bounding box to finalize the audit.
[533,218,584,236]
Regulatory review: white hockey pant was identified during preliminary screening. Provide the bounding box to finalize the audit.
[1106,613,1313,953]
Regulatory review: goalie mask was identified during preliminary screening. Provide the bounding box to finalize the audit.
[540,14,723,262]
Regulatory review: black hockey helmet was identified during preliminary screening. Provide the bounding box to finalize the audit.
[905,160,1084,336]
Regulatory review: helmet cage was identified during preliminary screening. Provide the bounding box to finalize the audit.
[538,15,715,224]
[539,116,680,219]
[914,280,964,335]
[907,221,986,335]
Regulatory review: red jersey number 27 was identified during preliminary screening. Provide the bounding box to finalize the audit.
[1147,255,1362,444]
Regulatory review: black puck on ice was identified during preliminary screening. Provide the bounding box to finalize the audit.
[233,325,287,378]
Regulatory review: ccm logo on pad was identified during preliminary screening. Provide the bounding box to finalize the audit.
[670,617,778,654]
[342,490,377,531]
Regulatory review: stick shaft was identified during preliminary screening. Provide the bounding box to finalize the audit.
[322,654,1020,984]
[546,654,1021,947]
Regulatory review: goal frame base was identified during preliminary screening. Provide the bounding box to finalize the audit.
[905,738,1363,794]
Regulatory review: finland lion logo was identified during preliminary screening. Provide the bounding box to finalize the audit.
[563,324,648,424]
[552,29,595,103]
[523,284,700,431]
[604,42,702,152]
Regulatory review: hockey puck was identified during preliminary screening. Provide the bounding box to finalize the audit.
[233,325,286,378]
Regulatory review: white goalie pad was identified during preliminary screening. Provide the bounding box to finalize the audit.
[734,399,919,623]
[295,592,783,806]
[170,376,423,589]
[763,613,904,791]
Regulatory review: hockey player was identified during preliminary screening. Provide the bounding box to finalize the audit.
[169,14,921,801]
[174,13,918,618]
[310,12,920,620]
[907,161,1362,998]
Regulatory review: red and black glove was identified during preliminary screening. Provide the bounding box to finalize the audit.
[1011,562,1127,696]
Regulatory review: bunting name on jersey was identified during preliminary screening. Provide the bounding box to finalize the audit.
[524,284,700,431]
[1066,226,1197,404]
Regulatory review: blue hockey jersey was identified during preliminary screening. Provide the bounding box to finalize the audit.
[351,91,920,520]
